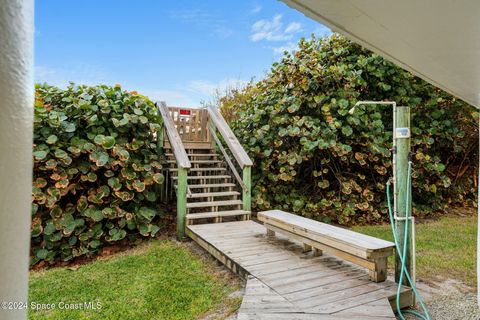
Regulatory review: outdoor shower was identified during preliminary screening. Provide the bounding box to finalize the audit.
[349,101,430,319]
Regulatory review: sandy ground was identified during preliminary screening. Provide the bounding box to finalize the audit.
[404,278,479,320]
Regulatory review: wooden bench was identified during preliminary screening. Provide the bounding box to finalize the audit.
[257,210,395,282]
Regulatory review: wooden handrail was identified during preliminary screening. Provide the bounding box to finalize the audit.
[209,126,248,192]
[156,101,191,169]
[207,106,253,168]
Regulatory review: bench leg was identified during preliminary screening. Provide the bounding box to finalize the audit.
[266,229,275,237]
[369,257,388,282]
[303,244,312,253]
[312,248,323,257]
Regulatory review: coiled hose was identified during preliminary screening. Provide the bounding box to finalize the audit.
[386,161,430,320]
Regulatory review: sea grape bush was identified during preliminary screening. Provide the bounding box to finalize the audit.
[32,84,165,265]
[220,34,478,225]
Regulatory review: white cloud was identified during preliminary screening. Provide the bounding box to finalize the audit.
[250,14,302,42]
[136,79,250,108]
[168,9,233,39]
[313,25,332,38]
[139,89,200,108]
[188,78,249,97]
[273,42,298,55]
[35,64,111,87]
[34,65,203,107]
[137,79,250,108]
[285,22,302,34]
[250,4,262,14]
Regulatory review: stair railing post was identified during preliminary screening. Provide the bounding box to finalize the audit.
[158,125,165,150]
[156,102,191,240]
[176,167,188,240]
[243,166,251,212]
[157,125,165,202]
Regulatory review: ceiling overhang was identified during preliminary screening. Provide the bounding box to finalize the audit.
[282,0,480,108]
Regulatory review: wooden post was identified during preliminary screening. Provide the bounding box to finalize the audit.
[156,126,165,202]
[176,167,188,240]
[312,248,323,257]
[370,257,388,282]
[394,106,412,285]
[243,166,252,213]
[158,126,165,150]
[303,244,312,253]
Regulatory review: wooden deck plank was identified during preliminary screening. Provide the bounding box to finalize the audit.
[186,220,412,319]
[336,299,396,318]
[237,313,395,320]
[239,277,300,313]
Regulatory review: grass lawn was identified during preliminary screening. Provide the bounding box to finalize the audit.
[28,241,241,320]
[353,214,477,287]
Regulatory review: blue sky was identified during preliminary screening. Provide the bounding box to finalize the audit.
[35,1,330,107]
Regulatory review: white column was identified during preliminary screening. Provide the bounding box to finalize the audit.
[0,1,34,319]
[478,113,480,307]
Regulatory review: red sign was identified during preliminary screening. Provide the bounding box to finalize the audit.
[179,109,191,115]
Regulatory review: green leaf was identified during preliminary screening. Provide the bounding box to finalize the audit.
[90,150,109,166]
[31,221,43,237]
[87,172,97,182]
[34,178,47,188]
[54,149,68,159]
[44,223,56,235]
[108,177,122,191]
[145,192,157,202]
[341,125,353,136]
[102,136,116,149]
[314,95,323,103]
[50,206,63,218]
[318,180,330,189]
[89,239,101,248]
[33,150,48,160]
[108,228,126,241]
[149,225,161,236]
[94,134,106,145]
[36,248,49,259]
[338,99,349,108]
[133,180,145,192]
[63,122,76,133]
[138,207,156,222]
[91,210,104,222]
[46,135,58,144]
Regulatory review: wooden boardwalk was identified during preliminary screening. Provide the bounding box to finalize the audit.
[187,220,413,320]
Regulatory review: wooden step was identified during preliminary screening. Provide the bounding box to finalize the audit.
[166,160,223,164]
[164,142,211,149]
[172,175,231,180]
[187,191,240,199]
[186,183,236,189]
[186,199,242,209]
[186,210,250,220]
[169,167,226,172]
[166,153,219,157]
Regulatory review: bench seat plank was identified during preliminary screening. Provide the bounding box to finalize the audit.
[258,210,394,259]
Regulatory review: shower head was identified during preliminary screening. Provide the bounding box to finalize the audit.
[348,101,396,115]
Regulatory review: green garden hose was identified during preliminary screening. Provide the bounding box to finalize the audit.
[386,161,431,320]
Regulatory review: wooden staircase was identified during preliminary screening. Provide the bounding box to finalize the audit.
[165,148,250,224]
[157,102,253,239]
